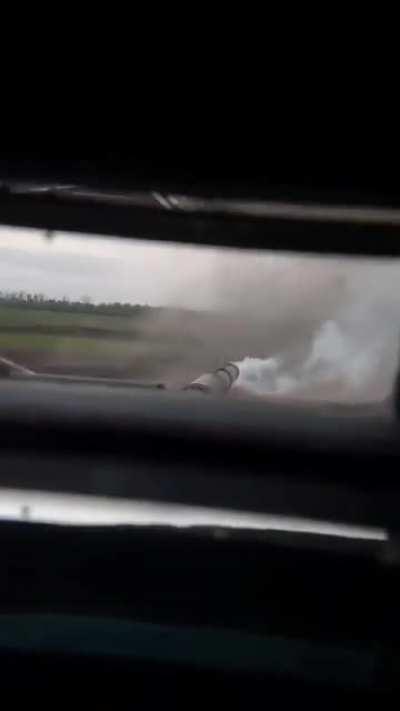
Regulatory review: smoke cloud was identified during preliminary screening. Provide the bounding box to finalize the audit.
[233,257,400,403]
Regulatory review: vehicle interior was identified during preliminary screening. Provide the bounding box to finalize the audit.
[0,150,399,704]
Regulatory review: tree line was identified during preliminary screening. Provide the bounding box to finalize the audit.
[0,291,154,317]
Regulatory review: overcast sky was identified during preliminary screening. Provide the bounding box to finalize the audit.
[0,227,222,308]
[1,226,400,322]
[0,226,347,313]
[0,225,362,312]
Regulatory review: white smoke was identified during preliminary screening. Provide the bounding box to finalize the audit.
[230,251,400,404]
[235,317,396,403]
[303,320,382,390]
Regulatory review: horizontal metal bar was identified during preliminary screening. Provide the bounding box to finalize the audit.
[0,380,398,529]
[4,373,165,389]
[2,191,400,255]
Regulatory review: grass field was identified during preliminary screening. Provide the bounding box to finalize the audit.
[0,333,132,356]
[0,305,190,378]
[0,305,140,331]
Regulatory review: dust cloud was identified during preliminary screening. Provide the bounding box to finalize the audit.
[155,248,400,402]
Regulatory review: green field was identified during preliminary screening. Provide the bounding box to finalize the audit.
[0,302,294,384]
[0,305,189,378]
[0,305,139,331]
[0,333,132,356]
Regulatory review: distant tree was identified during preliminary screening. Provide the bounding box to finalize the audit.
[0,291,158,318]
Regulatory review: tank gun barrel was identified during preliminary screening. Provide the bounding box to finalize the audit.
[184,362,240,395]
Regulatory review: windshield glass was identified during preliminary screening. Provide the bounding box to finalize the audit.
[0,226,399,405]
